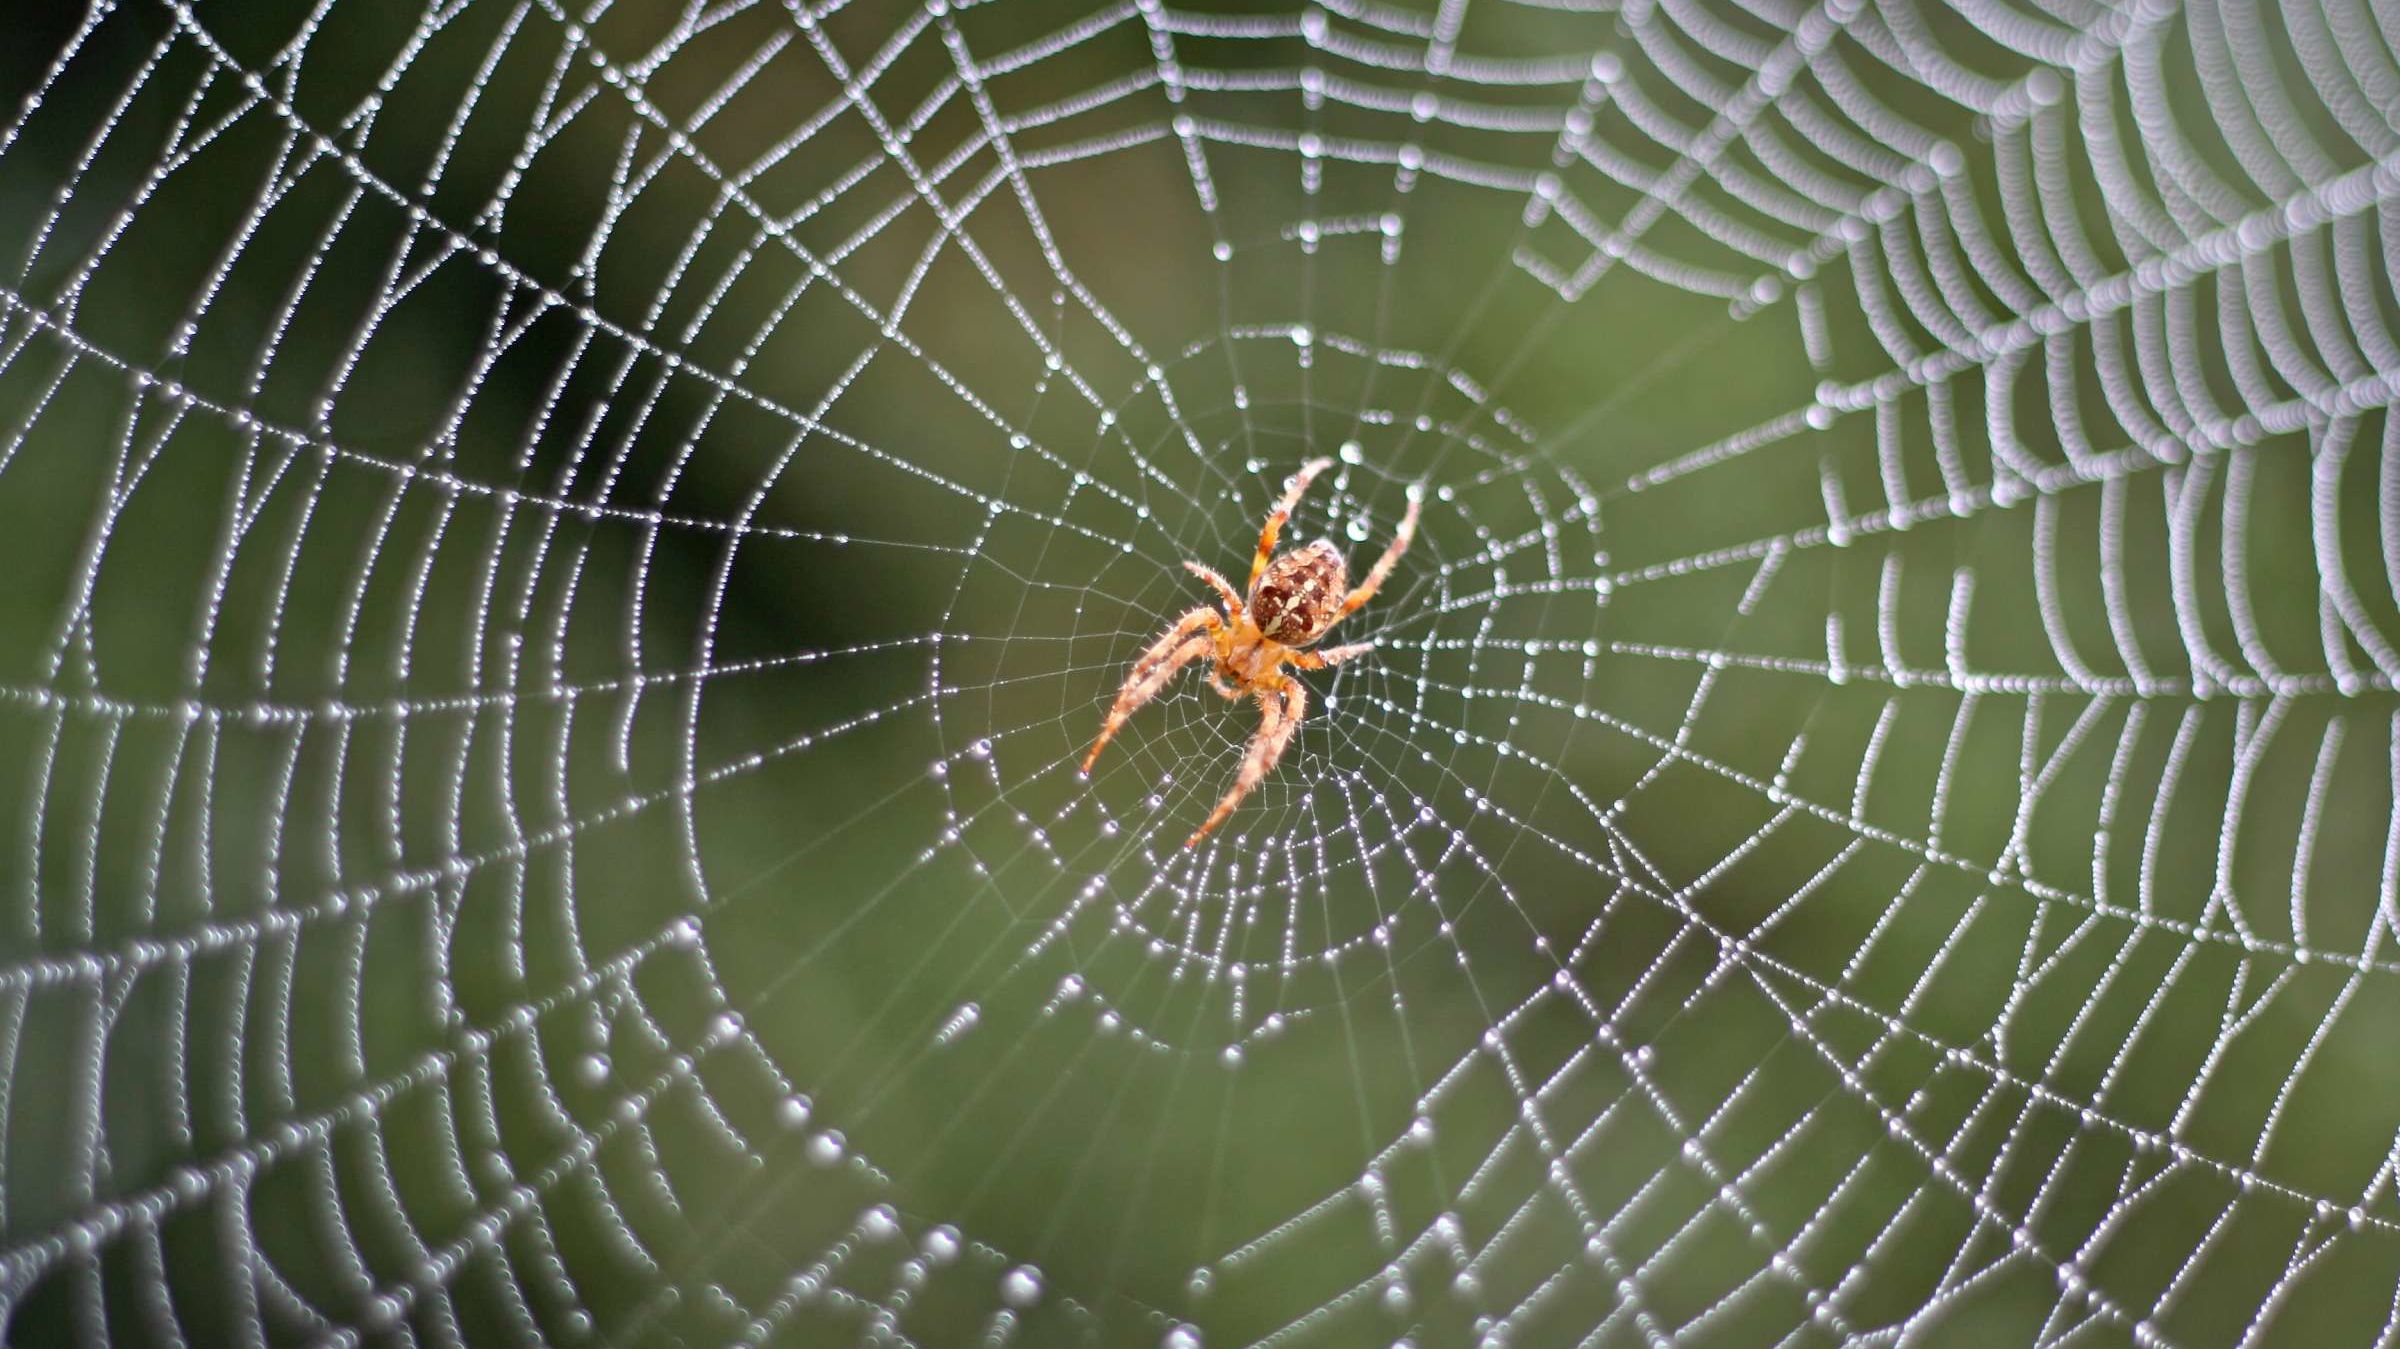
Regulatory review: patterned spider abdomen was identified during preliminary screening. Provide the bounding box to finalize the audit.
[1251,540,1348,644]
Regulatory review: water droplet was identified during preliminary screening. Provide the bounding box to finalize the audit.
[935,1003,981,1046]
[1000,1265,1044,1308]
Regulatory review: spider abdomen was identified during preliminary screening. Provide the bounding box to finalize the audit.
[1251,540,1348,644]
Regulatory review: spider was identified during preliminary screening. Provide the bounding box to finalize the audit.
[1081,457,1422,846]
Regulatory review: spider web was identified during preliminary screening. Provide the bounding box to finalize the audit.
[1,0,2398,1345]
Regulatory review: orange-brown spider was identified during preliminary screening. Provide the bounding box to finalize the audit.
[1082,458,1421,846]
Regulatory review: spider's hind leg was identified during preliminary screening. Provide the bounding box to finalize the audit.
[1336,489,1423,620]
[1184,560,1244,617]
[1290,642,1373,670]
[1252,458,1336,588]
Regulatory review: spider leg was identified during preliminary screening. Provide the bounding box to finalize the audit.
[1186,677,1307,847]
[1082,606,1223,774]
[1183,560,1244,617]
[1250,457,1337,588]
[1289,641,1374,671]
[1334,488,1423,620]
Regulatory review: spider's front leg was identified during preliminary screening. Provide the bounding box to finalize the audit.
[1187,677,1307,847]
[1082,606,1224,774]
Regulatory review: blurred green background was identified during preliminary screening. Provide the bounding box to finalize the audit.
[3,0,2399,1345]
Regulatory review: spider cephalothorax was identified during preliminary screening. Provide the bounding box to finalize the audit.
[1081,458,1421,845]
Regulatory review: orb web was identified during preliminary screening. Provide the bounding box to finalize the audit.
[1,0,2398,1346]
